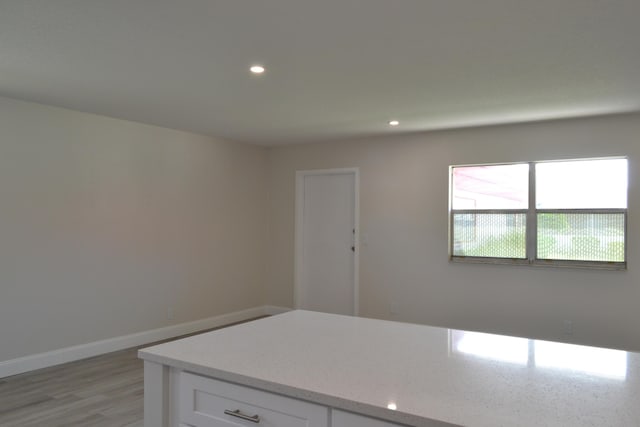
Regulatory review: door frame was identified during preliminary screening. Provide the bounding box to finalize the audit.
[294,168,360,316]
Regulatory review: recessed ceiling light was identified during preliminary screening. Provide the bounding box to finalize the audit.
[388,120,400,126]
[387,403,397,410]
[250,65,265,74]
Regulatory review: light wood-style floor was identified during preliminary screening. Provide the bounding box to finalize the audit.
[0,347,143,427]
[0,318,264,427]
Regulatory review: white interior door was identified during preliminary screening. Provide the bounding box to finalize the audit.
[295,169,358,316]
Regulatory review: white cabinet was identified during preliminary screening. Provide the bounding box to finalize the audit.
[178,372,410,427]
[179,372,329,427]
[332,409,407,427]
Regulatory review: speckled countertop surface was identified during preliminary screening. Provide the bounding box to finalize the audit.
[139,310,640,427]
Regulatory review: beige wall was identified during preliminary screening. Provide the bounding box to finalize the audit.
[267,113,640,351]
[0,97,268,362]
[2,94,639,363]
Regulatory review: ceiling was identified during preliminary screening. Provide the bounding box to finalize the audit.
[1,0,639,146]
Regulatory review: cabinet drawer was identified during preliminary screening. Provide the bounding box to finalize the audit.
[332,409,407,427]
[179,372,328,427]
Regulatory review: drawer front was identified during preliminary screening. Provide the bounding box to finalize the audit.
[332,409,407,427]
[179,372,329,427]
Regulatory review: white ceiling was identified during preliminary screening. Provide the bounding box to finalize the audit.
[1,0,639,146]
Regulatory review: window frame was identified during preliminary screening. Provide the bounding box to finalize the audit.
[448,158,628,270]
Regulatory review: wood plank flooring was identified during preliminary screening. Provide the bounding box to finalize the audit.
[0,317,265,426]
[0,347,144,427]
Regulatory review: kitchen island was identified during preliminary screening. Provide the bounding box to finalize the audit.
[139,310,640,427]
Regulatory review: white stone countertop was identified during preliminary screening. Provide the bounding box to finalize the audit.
[139,310,640,427]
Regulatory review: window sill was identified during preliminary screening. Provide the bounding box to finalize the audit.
[450,256,626,271]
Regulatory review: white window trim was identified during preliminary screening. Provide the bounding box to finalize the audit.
[449,158,628,270]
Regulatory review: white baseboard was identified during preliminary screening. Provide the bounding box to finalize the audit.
[263,305,292,315]
[0,305,290,379]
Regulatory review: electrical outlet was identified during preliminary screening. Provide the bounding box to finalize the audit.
[390,301,400,315]
[167,307,175,320]
[563,320,573,335]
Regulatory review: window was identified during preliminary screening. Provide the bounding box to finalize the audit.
[449,158,627,268]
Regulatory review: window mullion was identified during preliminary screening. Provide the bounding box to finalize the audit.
[527,162,537,263]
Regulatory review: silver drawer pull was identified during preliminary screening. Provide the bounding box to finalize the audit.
[224,409,261,423]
